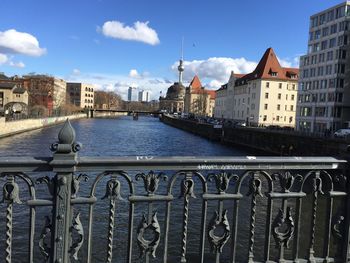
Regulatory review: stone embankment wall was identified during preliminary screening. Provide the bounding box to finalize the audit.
[92,111,128,118]
[0,114,86,138]
[161,114,350,157]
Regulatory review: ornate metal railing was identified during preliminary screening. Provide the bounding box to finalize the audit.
[0,120,350,263]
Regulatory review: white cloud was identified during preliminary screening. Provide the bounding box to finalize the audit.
[0,29,46,56]
[9,61,25,68]
[101,21,160,45]
[172,57,257,89]
[0,54,8,64]
[129,69,139,78]
[66,71,169,100]
[278,55,301,68]
[72,68,81,75]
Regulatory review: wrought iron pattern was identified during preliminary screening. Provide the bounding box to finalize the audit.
[0,120,349,263]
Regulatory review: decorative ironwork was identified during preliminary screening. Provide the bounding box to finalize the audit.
[70,213,84,260]
[247,173,263,262]
[208,171,238,194]
[101,178,123,263]
[208,210,230,253]
[135,171,167,195]
[273,171,302,192]
[180,175,196,262]
[71,173,89,199]
[332,212,345,241]
[1,175,22,263]
[0,119,348,263]
[50,119,81,154]
[136,212,161,258]
[272,207,295,248]
[36,176,55,196]
[102,178,122,201]
[39,216,52,261]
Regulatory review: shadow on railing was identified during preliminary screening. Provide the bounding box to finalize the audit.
[0,119,349,263]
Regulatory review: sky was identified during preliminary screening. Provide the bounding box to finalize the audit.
[0,0,345,99]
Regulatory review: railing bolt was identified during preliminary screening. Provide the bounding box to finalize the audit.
[56,259,62,263]
[56,236,62,242]
[57,214,63,220]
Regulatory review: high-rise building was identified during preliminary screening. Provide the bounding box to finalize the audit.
[296,2,350,133]
[128,87,138,101]
[138,90,150,102]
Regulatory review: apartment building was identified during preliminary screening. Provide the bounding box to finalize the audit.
[184,75,216,117]
[297,1,350,133]
[220,48,298,127]
[66,83,94,109]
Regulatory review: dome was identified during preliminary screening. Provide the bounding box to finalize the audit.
[166,82,185,100]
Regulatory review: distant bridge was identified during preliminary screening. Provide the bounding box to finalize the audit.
[89,109,161,118]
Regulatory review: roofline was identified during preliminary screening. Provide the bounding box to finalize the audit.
[310,1,350,18]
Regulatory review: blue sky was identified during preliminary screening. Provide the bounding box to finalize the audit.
[0,0,345,99]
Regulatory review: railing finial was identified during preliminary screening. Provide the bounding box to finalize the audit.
[50,119,81,154]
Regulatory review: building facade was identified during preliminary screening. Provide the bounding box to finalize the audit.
[67,83,94,109]
[184,75,216,117]
[138,90,150,102]
[0,83,29,115]
[218,48,298,127]
[296,2,350,133]
[128,87,138,101]
[21,75,67,111]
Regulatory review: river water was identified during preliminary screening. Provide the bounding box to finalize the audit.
[0,117,334,263]
[0,116,245,157]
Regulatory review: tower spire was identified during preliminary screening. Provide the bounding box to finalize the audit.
[178,37,184,84]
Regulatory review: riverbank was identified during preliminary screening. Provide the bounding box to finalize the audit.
[0,114,87,138]
[161,114,350,158]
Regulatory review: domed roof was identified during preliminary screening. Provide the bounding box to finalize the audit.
[166,82,185,100]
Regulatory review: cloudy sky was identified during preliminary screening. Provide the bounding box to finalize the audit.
[0,0,342,99]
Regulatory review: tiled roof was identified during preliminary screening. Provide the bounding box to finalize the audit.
[189,75,202,90]
[236,48,298,85]
[0,83,16,89]
[0,74,10,80]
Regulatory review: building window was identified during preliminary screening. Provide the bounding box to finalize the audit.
[291,94,295,100]
[276,116,280,121]
[289,116,293,123]
[265,93,269,99]
[315,30,321,39]
[264,104,268,110]
[327,51,333,61]
[277,104,281,110]
[290,105,294,111]
[263,115,267,121]
[266,82,270,88]
[279,83,282,89]
[329,38,336,48]
[278,93,281,99]
[319,53,325,62]
[322,27,329,37]
[330,24,337,34]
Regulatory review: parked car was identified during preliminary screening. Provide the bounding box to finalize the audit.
[334,129,350,138]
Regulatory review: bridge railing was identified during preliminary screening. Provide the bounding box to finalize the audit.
[0,119,349,263]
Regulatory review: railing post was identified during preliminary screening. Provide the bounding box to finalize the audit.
[343,167,350,263]
[49,120,81,263]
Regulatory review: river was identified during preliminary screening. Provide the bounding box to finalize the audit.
[0,116,245,157]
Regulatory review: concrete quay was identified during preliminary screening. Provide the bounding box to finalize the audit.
[161,114,350,158]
